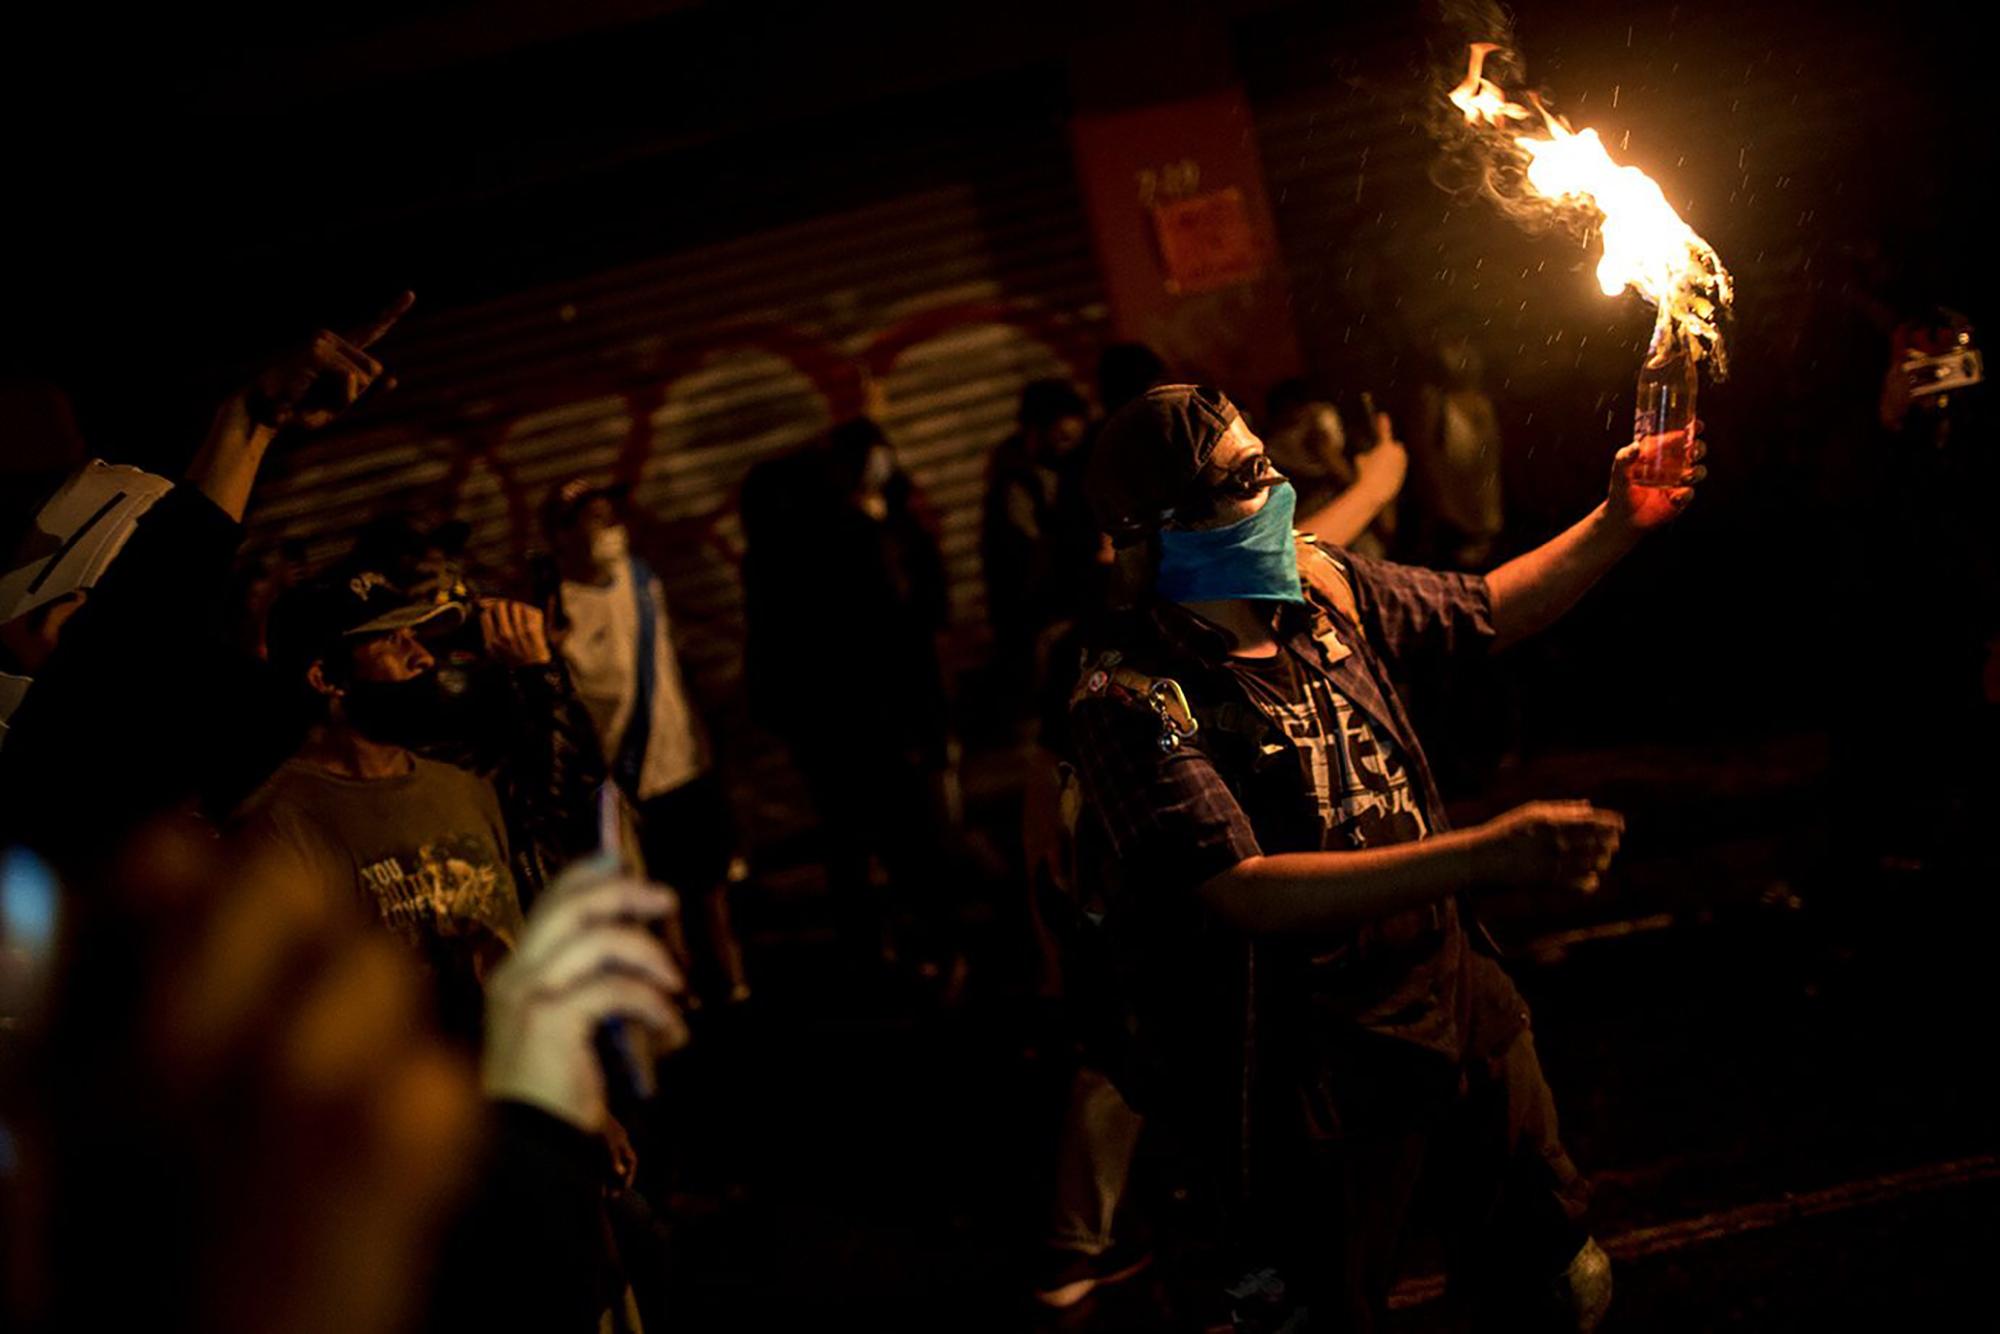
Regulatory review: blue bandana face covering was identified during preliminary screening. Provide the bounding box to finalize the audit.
[1155,480,1305,605]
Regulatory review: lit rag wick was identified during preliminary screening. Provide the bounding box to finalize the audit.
[1449,42,1732,371]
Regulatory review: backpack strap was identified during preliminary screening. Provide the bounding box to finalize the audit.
[1295,535,1360,666]
[1294,533,1361,626]
[1070,649,1199,753]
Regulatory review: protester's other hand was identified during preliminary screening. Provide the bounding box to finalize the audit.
[478,597,553,667]
[6,821,478,1334]
[244,291,414,432]
[1356,412,1408,498]
[1607,424,1707,532]
[481,854,687,1136]
[1479,800,1625,894]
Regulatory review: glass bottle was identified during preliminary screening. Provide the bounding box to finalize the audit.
[1630,345,1697,488]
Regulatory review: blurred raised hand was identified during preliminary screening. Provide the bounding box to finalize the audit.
[189,291,415,520]
[244,291,414,432]
[2,821,478,1334]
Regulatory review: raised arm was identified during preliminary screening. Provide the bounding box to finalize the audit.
[1297,410,1407,547]
[1486,434,1707,651]
[185,291,413,521]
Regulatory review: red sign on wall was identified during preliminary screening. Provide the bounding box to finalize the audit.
[1070,88,1302,397]
[1150,186,1264,295]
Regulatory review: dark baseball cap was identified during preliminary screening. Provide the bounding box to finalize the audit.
[542,475,631,534]
[266,564,466,678]
[1083,384,1242,543]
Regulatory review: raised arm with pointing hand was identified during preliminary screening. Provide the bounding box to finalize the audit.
[186,290,415,522]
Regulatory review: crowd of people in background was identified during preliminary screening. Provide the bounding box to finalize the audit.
[0,273,1637,1329]
[9,252,1982,1332]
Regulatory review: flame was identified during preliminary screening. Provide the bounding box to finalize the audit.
[1448,43,1533,127]
[1449,44,1731,369]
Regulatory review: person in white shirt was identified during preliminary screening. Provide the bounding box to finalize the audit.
[544,477,750,1005]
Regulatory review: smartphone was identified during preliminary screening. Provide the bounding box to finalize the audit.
[1355,391,1381,452]
[592,784,658,1103]
[0,845,61,1028]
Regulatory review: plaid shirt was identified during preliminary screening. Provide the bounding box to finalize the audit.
[1071,545,1494,885]
[1068,543,1503,1063]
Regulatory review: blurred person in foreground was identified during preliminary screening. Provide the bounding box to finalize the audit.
[1059,384,1708,1329]
[0,294,414,869]
[0,822,686,1334]
[742,417,960,976]
[545,479,750,1006]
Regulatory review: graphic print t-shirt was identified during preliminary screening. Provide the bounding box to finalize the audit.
[1227,647,1428,853]
[239,756,526,1039]
[1227,645,1470,1053]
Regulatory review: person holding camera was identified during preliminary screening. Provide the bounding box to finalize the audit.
[235,566,529,1043]
[349,514,610,906]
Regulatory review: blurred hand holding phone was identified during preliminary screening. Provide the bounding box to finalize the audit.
[481,789,687,1131]
[593,783,686,1105]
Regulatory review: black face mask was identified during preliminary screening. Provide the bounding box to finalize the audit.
[342,671,451,749]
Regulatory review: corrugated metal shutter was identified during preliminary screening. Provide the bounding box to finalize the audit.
[247,126,1108,836]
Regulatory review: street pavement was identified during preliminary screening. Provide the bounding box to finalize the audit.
[654,730,1996,1331]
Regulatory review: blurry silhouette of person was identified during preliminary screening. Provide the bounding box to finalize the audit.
[742,418,958,972]
[545,480,749,1006]
[981,378,1093,731]
[1096,343,1168,421]
[1262,378,1407,560]
[1412,319,1506,571]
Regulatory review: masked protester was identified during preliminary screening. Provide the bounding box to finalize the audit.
[234,565,526,1043]
[1058,384,1708,1330]
[545,478,750,1007]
